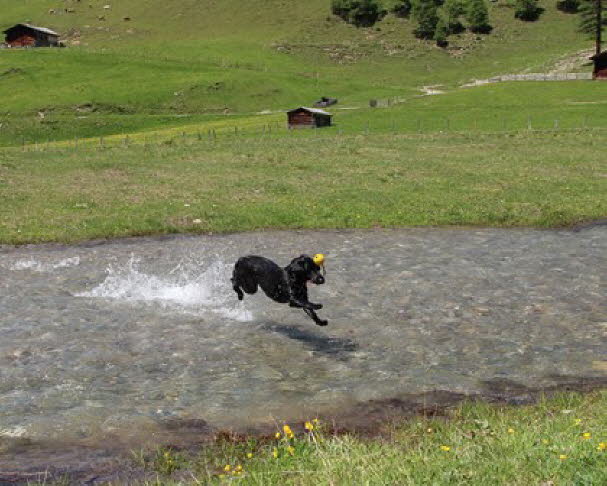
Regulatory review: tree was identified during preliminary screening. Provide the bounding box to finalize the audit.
[557,0,581,13]
[434,13,450,45]
[578,0,606,54]
[514,0,543,20]
[441,0,465,33]
[331,0,387,27]
[413,0,440,38]
[466,0,492,33]
[392,0,413,17]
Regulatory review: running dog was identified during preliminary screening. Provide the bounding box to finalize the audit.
[231,254,328,326]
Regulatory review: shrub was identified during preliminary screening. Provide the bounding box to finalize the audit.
[514,0,544,20]
[434,14,450,45]
[331,0,387,27]
[413,0,440,38]
[466,0,492,33]
[556,0,580,13]
[392,0,413,17]
[441,0,465,33]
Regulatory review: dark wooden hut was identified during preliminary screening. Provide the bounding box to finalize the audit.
[3,24,60,48]
[287,107,332,129]
[590,51,607,79]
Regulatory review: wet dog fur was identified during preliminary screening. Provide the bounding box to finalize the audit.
[231,255,328,326]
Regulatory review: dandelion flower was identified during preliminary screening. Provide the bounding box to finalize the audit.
[246,452,253,459]
[597,442,606,451]
[582,432,592,440]
[272,447,278,459]
[507,428,515,434]
[224,465,231,472]
[440,445,451,452]
[283,424,294,438]
[287,445,295,456]
[305,421,314,431]
[559,454,567,460]
[574,419,582,425]
[275,432,281,439]
[313,418,320,424]
[542,439,549,445]
[235,465,243,472]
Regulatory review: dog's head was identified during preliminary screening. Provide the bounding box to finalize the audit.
[286,254,325,285]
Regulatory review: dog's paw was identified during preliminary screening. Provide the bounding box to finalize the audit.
[316,319,328,326]
[311,303,323,310]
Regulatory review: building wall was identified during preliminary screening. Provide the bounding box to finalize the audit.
[7,34,36,47]
[288,111,315,128]
[5,27,58,47]
[595,65,607,79]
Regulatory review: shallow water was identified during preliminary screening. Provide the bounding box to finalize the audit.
[1,227,606,471]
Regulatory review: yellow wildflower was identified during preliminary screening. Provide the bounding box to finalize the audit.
[224,465,231,472]
[246,452,253,459]
[272,447,278,459]
[597,442,606,451]
[440,445,451,452]
[235,465,243,472]
[582,432,592,440]
[313,418,320,424]
[287,445,295,456]
[427,428,433,433]
[218,474,225,479]
[574,419,582,425]
[507,428,515,434]
[275,432,281,439]
[283,424,294,438]
[305,421,314,431]
[542,439,550,445]
[559,454,567,460]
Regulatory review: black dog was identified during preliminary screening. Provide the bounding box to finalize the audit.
[231,254,328,326]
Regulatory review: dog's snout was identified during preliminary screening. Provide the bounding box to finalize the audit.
[314,274,325,285]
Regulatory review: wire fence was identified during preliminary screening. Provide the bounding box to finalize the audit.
[7,113,607,154]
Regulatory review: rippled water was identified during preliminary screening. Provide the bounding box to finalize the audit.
[1,227,606,471]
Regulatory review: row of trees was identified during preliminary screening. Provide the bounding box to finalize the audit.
[331,0,603,48]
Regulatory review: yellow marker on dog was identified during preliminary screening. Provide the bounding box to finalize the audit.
[313,253,325,267]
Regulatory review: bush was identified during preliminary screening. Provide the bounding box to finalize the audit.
[466,0,492,33]
[412,0,440,38]
[514,0,544,20]
[392,0,413,17]
[434,14,450,46]
[331,0,387,27]
[556,0,580,13]
[441,0,465,33]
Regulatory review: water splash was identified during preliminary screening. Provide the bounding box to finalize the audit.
[8,257,80,272]
[76,256,252,321]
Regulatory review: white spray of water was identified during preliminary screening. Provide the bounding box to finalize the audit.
[8,257,81,272]
[76,256,252,322]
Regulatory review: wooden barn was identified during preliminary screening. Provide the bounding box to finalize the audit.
[3,24,60,48]
[287,107,332,129]
[591,51,607,79]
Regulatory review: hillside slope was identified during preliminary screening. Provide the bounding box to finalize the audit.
[0,0,593,145]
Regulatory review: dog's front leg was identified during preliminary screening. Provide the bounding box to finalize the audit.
[289,297,322,310]
[304,308,328,326]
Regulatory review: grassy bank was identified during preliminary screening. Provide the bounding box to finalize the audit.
[1,129,606,245]
[126,390,607,484]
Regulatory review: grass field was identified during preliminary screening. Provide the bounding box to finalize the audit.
[2,127,606,245]
[0,0,593,147]
[126,390,607,485]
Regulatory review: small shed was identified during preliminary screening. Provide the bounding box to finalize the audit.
[590,51,607,79]
[314,96,338,108]
[287,107,332,129]
[3,24,60,48]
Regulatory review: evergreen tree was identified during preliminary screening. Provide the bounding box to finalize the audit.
[441,0,465,33]
[514,0,543,20]
[331,0,387,27]
[393,0,413,17]
[466,0,492,33]
[434,13,450,45]
[557,0,581,13]
[578,0,606,54]
[413,0,440,38]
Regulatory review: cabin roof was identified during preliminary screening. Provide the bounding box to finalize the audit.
[4,23,59,36]
[287,106,332,116]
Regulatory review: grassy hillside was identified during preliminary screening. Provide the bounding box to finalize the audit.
[0,0,593,146]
